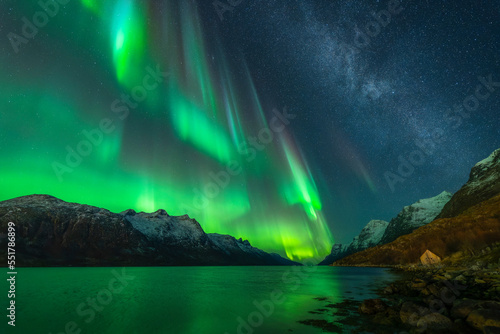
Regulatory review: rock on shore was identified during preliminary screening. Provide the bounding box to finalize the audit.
[358,266,500,333]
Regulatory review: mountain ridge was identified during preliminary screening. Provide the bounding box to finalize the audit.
[333,193,500,266]
[379,190,452,245]
[333,147,500,267]
[318,191,451,265]
[0,194,299,266]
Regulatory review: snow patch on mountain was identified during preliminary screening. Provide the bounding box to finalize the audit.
[467,149,500,191]
[474,148,500,169]
[208,234,254,255]
[379,191,452,245]
[319,220,388,265]
[124,210,206,243]
[348,220,389,252]
[319,192,452,265]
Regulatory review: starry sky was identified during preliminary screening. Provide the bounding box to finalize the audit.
[0,0,499,260]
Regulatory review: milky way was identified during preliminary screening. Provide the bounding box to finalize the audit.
[213,0,500,242]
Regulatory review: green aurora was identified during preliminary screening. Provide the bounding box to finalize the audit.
[1,0,334,260]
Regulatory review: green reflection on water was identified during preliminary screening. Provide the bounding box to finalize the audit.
[8,267,396,334]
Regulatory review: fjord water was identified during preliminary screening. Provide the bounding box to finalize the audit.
[14,266,398,333]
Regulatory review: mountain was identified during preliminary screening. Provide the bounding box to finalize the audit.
[318,220,388,265]
[334,148,500,267]
[378,191,452,245]
[438,148,500,218]
[0,195,299,266]
[319,191,451,265]
[207,233,298,266]
[348,220,389,252]
[334,193,500,266]
[318,243,348,265]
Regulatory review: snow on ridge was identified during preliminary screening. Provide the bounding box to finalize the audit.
[378,191,453,245]
[125,212,205,241]
[363,220,390,244]
[474,148,500,169]
[412,191,453,211]
[208,233,265,256]
[466,148,500,191]
[349,220,389,250]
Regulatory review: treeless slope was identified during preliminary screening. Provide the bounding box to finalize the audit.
[333,193,500,266]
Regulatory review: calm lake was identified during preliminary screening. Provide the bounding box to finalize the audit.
[12,266,399,333]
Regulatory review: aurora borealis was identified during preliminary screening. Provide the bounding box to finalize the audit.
[0,0,333,260]
[1,0,500,261]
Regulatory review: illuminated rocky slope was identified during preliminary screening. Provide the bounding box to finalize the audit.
[334,193,500,266]
[379,191,452,245]
[318,192,451,265]
[331,148,500,267]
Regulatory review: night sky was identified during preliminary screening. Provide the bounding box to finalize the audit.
[1,0,499,260]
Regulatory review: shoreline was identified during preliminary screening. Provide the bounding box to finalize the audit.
[300,264,500,333]
[364,265,500,333]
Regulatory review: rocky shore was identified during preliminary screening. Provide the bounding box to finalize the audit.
[298,264,500,333]
[355,265,500,333]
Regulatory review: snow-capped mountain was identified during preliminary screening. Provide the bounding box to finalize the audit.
[347,220,389,252]
[438,148,500,218]
[379,191,453,245]
[318,243,348,265]
[207,234,296,265]
[321,148,500,266]
[319,193,451,265]
[0,195,299,266]
[318,220,389,265]
[334,149,500,267]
